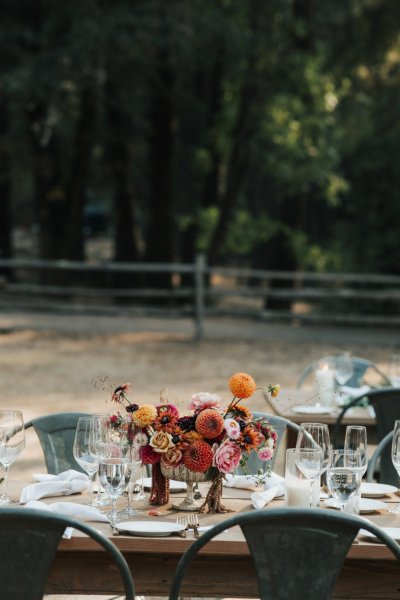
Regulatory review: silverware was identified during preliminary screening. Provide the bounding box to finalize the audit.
[188,513,200,538]
[176,516,188,537]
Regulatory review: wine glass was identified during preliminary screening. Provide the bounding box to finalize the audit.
[98,456,131,527]
[91,414,114,506]
[295,423,331,507]
[390,420,400,515]
[327,449,361,511]
[112,427,143,519]
[0,410,26,505]
[344,425,367,513]
[334,352,354,387]
[73,416,99,506]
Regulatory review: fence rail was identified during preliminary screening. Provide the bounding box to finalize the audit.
[1,256,400,339]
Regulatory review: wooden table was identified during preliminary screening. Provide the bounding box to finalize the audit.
[10,481,398,599]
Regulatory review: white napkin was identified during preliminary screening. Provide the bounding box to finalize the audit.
[340,385,370,399]
[23,500,109,538]
[251,485,280,510]
[20,470,89,504]
[224,472,286,496]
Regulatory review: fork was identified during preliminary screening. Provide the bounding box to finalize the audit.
[176,516,188,537]
[188,513,200,538]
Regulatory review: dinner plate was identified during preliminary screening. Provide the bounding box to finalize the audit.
[359,527,400,543]
[137,477,187,492]
[360,483,397,498]
[324,498,386,513]
[291,405,332,415]
[116,520,186,537]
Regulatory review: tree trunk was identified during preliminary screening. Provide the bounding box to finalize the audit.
[63,80,97,260]
[0,89,12,272]
[145,1,177,288]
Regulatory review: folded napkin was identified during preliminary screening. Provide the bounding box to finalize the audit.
[23,500,109,538]
[224,472,286,497]
[251,485,280,510]
[20,469,89,504]
[340,385,370,399]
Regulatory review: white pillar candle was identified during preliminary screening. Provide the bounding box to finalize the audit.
[285,476,320,507]
[315,365,335,408]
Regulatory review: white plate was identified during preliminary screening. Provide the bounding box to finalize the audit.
[359,527,400,543]
[324,498,386,513]
[137,477,187,492]
[291,405,332,415]
[360,483,397,498]
[116,520,186,537]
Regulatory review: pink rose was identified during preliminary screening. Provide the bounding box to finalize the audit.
[189,392,221,411]
[212,440,242,474]
[258,447,274,461]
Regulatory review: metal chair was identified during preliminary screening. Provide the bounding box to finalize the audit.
[236,412,300,475]
[0,507,135,600]
[297,355,390,389]
[366,430,398,485]
[25,412,90,474]
[332,388,400,485]
[168,508,400,600]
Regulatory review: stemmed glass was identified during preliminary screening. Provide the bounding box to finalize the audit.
[327,449,361,511]
[113,427,143,519]
[98,456,131,527]
[344,425,367,513]
[390,420,400,515]
[73,416,99,506]
[0,410,26,505]
[295,423,331,507]
[334,352,354,387]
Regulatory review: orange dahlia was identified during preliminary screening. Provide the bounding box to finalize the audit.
[183,440,213,472]
[131,404,157,427]
[228,372,256,399]
[195,409,225,439]
[231,403,252,421]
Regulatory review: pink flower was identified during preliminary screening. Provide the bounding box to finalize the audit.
[189,392,221,411]
[212,440,242,474]
[224,418,241,440]
[258,447,274,461]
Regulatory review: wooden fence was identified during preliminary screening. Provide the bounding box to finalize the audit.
[0,255,400,339]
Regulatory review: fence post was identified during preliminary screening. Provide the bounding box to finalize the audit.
[194,253,206,341]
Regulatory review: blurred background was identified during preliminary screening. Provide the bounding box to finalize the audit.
[0,0,400,479]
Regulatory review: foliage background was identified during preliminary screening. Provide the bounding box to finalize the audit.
[1,0,399,277]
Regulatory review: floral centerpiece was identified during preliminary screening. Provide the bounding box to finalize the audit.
[108,373,280,513]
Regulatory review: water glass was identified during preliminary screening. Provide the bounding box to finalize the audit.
[327,449,361,511]
[390,420,400,514]
[344,425,367,514]
[73,417,99,506]
[0,410,26,505]
[295,423,331,507]
[98,457,131,526]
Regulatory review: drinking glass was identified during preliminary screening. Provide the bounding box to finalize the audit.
[327,449,361,511]
[334,352,354,387]
[295,423,331,507]
[91,414,113,506]
[390,420,400,515]
[0,410,26,505]
[98,457,131,527]
[113,428,143,519]
[73,416,99,506]
[344,425,367,513]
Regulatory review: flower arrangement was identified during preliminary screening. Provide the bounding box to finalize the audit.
[108,373,280,513]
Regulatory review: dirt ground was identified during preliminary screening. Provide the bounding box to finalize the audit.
[0,309,398,599]
[0,308,398,478]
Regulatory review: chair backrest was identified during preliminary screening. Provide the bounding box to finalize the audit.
[168,508,400,600]
[367,430,395,483]
[25,412,91,474]
[236,412,300,475]
[0,507,135,600]
[297,355,390,389]
[333,388,400,485]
